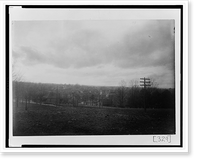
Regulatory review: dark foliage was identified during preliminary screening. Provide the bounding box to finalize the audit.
[12,81,175,109]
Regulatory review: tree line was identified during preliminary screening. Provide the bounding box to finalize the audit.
[12,79,175,110]
[104,80,175,109]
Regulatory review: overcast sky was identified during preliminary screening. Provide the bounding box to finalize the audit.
[12,20,175,88]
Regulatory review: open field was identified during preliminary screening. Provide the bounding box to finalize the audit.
[13,103,175,136]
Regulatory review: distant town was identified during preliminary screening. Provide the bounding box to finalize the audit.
[13,80,175,110]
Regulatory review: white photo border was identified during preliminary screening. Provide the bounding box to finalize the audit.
[1,0,189,154]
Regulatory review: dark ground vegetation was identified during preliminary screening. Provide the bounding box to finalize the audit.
[13,103,175,136]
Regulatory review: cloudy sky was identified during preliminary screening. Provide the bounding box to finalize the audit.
[12,20,175,88]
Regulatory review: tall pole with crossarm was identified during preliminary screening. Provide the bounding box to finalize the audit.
[140,77,151,112]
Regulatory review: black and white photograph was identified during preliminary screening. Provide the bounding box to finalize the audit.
[12,19,176,136]
[2,2,188,151]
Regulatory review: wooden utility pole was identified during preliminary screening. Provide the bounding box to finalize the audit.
[140,77,151,112]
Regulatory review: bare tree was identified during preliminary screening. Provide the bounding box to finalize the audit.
[116,80,127,107]
[98,90,103,108]
[12,62,23,82]
[129,79,139,88]
[12,62,23,108]
[23,83,29,110]
[37,83,47,105]
[127,80,140,108]
[129,80,139,99]
[150,78,159,88]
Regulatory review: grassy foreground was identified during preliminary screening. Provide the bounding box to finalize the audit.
[13,103,175,136]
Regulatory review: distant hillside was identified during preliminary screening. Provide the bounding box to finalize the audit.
[12,81,175,109]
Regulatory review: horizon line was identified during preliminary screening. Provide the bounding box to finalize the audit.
[12,80,175,89]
